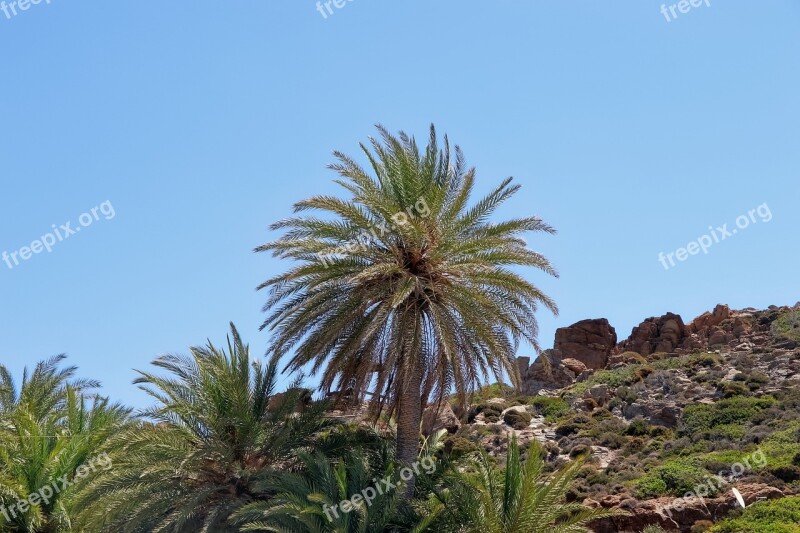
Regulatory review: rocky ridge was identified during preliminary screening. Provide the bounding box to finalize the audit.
[432,302,800,532]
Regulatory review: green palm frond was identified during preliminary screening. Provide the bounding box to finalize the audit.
[0,358,128,533]
[431,436,622,533]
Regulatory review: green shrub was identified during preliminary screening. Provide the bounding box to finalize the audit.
[635,475,668,498]
[692,353,723,368]
[771,311,800,342]
[625,417,650,437]
[615,386,639,404]
[636,458,720,498]
[473,382,515,400]
[649,425,673,438]
[706,423,746,441]
[556,414,590,437]
[570,365,644,395]
[503,409,532,429]
[721,381,750,398]
[681,396,776,440]
[475,403,503,423]
[598,431,626,449]
[642,527,670,533]
[530,396,570,421]
[710,496,800,532]
[444,436,481,458]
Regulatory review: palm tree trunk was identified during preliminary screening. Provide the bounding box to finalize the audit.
[396,363,422,499]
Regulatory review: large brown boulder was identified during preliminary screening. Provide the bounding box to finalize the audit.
[521,350,579,393]
[553,319,617,370]
[421,402,461,436]
[620,312,688,356]
[689,304,731,333]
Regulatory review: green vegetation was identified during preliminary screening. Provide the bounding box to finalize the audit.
[711,496,800,532]
[569,364,646,396]
[0,356,130,532]
[681,396,776,441]
[73,325,343,532]
[771,310,800,342]
[635,457,720,498]
[531,396,570,421]
[431,437,619,532]
[503,409,532,429]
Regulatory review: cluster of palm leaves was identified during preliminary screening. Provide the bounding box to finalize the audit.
[0,356,129,532]
[1,126,613,532]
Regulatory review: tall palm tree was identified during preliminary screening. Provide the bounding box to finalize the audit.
[73,324,339,533]
[257,125,558,491]
[0,356,129,532]
[431,436,619,533]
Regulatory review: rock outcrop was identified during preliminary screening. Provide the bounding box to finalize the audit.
[422,402,461,435]
[518,350,578,393]
[554,319,618,370]
[589,483,784,533]
[619,312,688,356]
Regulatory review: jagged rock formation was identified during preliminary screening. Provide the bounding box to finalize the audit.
[422,402,461,435]
[555,318,618,370]
[516,319,616,394]
[517,303,799,392]
[437,302,799,533]
[619,312,687,355]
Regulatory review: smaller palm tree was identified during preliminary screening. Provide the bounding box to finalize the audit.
[73,324,339,533]
[0,356,129,533]
[234,428,445,533]
[234,448,399,533]
[431,436,619,533]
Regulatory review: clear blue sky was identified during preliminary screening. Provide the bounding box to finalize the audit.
[1,1,798,409]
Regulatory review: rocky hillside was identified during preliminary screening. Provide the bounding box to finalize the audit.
[432,303,800,532]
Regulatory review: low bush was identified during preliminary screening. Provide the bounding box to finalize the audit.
[771,310,800,342]
[444,436,481,458]
[635,458,718,498]
[691,353,723,368]
[710,495,800,532]
[721,381,750,398]
[555,414,591,437]
[691,520,714,533]
[681,396,776,440]
[503,409,532,429]
[531,396,570,421]
[625,417,650,437]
